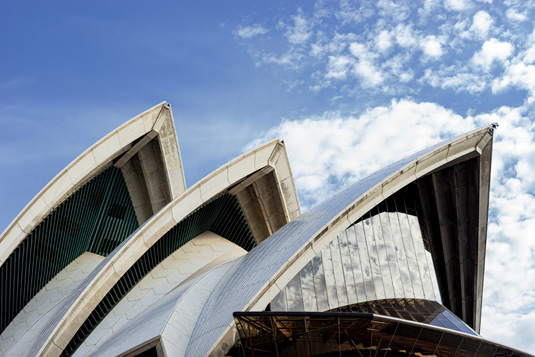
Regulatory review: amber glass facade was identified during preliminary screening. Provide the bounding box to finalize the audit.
[233,312,529,357]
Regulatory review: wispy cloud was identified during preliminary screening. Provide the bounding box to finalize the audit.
[233,1,535,99]
[235,24,268,39]
[279,10,313,46]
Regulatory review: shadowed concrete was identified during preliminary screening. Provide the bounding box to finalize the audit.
[232,170,288,245]
[415,137,492,332]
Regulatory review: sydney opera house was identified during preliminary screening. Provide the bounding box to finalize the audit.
[0,102,530,356]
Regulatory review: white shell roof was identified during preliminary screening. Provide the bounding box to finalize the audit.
[186,125,495,356]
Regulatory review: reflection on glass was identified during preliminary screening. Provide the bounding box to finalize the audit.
[271,287,288,311]
[346,225,367,303]
[435,332,463,356]
[372,213,395,299]
[321,247,339,310]
[300,261,317,311]
[339,231,358,305]
[363,217,386,300]
[380,212,404,298]
[286,273,304,311]
[311,255,329,311]
[408,214,435,301]
[426,250,442,303]
[355,221,376,301]
[398,211,425,298]
[268,203,446,315]
[330,237,349,307]
[390,211,413,297]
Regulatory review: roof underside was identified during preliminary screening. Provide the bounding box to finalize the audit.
[416,139,492,333]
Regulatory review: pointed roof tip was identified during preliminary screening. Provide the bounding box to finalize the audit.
[490,122,499,133]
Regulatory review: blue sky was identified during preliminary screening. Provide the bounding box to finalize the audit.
[1,0,534,352]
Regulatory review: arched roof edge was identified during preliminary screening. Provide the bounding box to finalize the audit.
[0,102,177,265]
[31,138,297,355]
[200,125,495,356]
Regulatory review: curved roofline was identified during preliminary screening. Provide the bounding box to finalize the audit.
[0,102,186,266]
[30,138,300,355]
[252,126,493,313]
[202,125,494,355]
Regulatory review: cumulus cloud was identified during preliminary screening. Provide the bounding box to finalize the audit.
[375,30,393,54]
[493,61,535,95]
[470,10,494,38]
[506,8,527,22]
[423,67,488,93]
[235,24,268,39]
[247,99,475,206]
[349,42,385,86]
[325,55,353,79]
[472,38,514,69]
[444,0,472,11]
[394,24,419,48]
[235,0,535,100]
[477,104,535,350]
[421,35,443,58]
[280,11,313,45]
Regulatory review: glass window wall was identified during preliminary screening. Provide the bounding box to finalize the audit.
[269,208,442,314]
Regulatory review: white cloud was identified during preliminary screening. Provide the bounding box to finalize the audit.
[247,99,475,206]
[325,55,353,79]
[394,24,419,48]
[349,42,385,86]
[352,61,385,87]
[375,30,393,54]
[472,38,514,69]
[444,0,472,11]
[506,8,527,22]
[423,68,488,93]
[478,104,535,350]
[421,35,443,58]
[418,0,441,18]
[493,61,535,94]
[470,11,494,38]
[250,48,305,69]
[235,24,268,39]
[376,0,411,22]
[281,11,313,45]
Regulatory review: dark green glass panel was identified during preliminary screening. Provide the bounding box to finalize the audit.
[0,167,138,333]
[62,193,254,356]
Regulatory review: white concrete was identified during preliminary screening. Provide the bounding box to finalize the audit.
[0,253,104,356]
[9,131,300,355]
[0,102,186,266]
[74,232,246,356]
[201,126,495,356]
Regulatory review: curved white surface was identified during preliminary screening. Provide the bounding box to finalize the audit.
[74,232,246,356]
[0,253,104,356]
[27,138,298,355]
[87,260,239,357]
[184,126,494,356]
[0,102,181,266]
